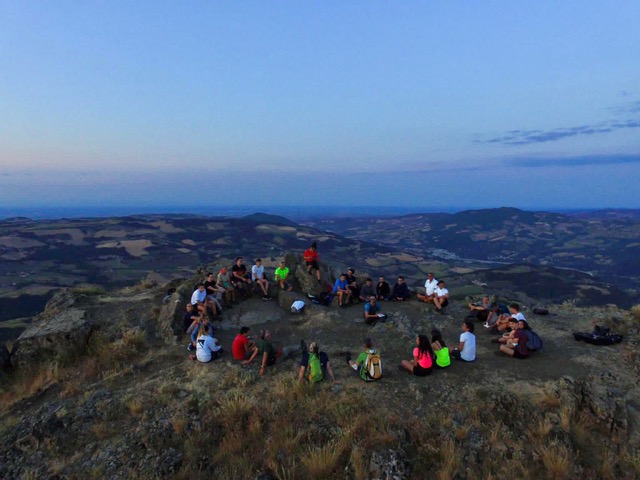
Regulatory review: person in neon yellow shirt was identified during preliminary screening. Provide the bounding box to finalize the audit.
[430,329,451,368]
[274,260,293,292]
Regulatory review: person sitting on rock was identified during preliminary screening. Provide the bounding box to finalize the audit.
[364,296,387,325]
[195,324,223,363]
[191,283,218,317]
[392,276,410,301]
[417,272,438,304]
[231,257,253,298]
[359,278,376,302]
[467,295,491,323]
[183,303,199,333]
[345,268,360,303]
[204,272,225,312]
[298,341,338,384]
[188,313,214,352]
[490,303,526,333]
[251,258,272,300]
[256,329,282,376]
[332,273,352,307]
[431,329,451,368]
[485,302,509,329]
[303,242,322,284]
[274,260,293,292]
[451,321,476,362]
[232,326,259,365]
[433,280,450,313]
[216,267,237,308]
[346,338,382,381]
[400,334,434,376]
[491,318,518,345]
[376,276,391,301]
[499,319,531,359]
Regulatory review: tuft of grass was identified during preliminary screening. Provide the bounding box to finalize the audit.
[538,442,572,479]
[350,446,369,480]
[0,362,62,410]
[90,421,111,440]
[301,439,345,478]
[436,438,460,480]
[127,397,144,417]
[529,417,554,441]
[171,416,187,435]
[629,304,640,322]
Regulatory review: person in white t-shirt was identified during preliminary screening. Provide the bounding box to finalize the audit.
[491,303,526,333]
[251,258,271,300]
[433,280,450,313]
[451,321,476,362]
[195,324,223,363]
[417,272,438,304]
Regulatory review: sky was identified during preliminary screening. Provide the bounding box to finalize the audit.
[1,1,639,212]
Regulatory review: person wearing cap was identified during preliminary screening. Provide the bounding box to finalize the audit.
[217,267,237,308]
[251,258,272,300]
[417,272,438,304]
[232,326,258,365]
[303,242,322,284]
[298,341,338,384]
[345,268,360,303]
[433,280,450,313]
[364,296,386,325]
[274,260,293,291]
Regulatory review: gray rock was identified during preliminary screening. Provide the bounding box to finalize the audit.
[11,308,92,369]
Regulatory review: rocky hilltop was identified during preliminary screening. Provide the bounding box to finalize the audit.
[0,250,639,479]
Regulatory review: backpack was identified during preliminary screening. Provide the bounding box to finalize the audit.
[307,353,324,384]
[524,330,543,351]
[362,351,382,381]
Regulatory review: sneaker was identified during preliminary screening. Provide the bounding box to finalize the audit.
[483,322,490,328]
[345,352,352,364]
[187,343,195,352]
[262,295,269,301]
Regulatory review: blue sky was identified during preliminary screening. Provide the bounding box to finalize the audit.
[1,1,639,210]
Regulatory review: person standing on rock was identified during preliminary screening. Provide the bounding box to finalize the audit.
[303,242,322,284]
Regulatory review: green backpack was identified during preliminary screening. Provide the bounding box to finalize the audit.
[307,352,324,384]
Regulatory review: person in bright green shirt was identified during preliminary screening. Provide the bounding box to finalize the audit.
[430,329,451,368]
[346,338,382,381]
[274,261,293,291]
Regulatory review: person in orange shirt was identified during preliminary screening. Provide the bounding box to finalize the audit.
[303,242,321,284]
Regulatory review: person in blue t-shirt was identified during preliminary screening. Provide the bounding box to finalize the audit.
[364,296,387,325]
[332,273,352,307]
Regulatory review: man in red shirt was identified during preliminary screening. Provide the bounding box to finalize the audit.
[303,242,321,284]
[232,326,258,364]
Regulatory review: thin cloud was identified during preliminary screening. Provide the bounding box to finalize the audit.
[505,154,640,168]
[479,100,640,145]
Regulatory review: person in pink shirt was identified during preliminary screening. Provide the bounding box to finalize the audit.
[400,335,434,376]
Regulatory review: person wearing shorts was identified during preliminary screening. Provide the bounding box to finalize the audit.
[303,242,321,283]
[400,335,434,376]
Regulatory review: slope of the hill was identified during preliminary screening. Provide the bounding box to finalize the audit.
[1,270,639,479]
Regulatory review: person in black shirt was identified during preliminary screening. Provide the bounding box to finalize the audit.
[231,256,252,298]
[392,276,411,301]
[345,268,360,303]
[377,276,391,301]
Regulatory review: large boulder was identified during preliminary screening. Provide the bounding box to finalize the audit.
[156,276,199,342]
[11,308,93,369]
[0,343,11,369]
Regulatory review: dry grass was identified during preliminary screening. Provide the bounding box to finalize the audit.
[537,442,573,479]
[436,438,460,480]
[301,439,346,478]
[350,446,369,480]
[529,417,554,441]
[90,421,111,440]
[629,304,640,322]
[171,416,187,435]
[0,362,62,410]
[127,397,144,417]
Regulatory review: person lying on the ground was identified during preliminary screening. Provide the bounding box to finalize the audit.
[392,276,410,301]
[251,258,272,300]
[256,329,282,376]
[364,296,387,325]
[468,295,491,322]
[191,283,217,316]
[499,320,531,359]
[400,334,434,376]
[431,329,451,368]
[417,272,438,303]
[298,341,338,384]
[274,260,293,292]
[217,267,237,308]
[376,276,391,301]
[231,256,252,297]
[490,303,526,333]
[346,338,382,381]
[359,278,376,301]
[345,268,360,303]
[232,326,259,365]
[204,272,225,312]
[195,324,223,363]
[451,321,476,362]
[183,303,199,333]
[433,280,449,313]
[303,242,322,283]
[332,274,352,307]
